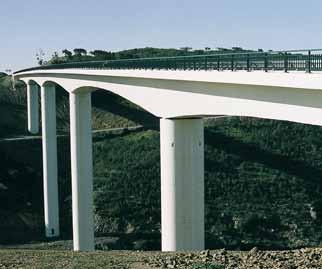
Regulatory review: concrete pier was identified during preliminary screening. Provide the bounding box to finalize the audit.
[41,83,60,237]
[27,82,39,134]
[160,118,205,251]
[69,91,95,251]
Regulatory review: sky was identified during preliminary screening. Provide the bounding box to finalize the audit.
[1,0,322,72]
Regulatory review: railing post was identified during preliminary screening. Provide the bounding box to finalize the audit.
[246,54,250,72]
[264,53,268,72]
[284,52,288,73]
[205,56,208,71]
[307,50,312,73]
[183,59,186,70]
[217,57,220,71]
[231,55,234,71]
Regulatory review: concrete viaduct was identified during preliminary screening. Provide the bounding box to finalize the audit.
[13,49,322,251]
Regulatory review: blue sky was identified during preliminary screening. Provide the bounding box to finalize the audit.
[1,0,322,72]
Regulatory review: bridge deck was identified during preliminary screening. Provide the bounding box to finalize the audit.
[14,68,322,91]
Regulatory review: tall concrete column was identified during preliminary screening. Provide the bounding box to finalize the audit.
[27,82,39,134]
[41,83,60,237]
[69,91,94,251]
[160,118,204,251]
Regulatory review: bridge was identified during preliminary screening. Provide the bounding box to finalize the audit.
[13,49,322,252]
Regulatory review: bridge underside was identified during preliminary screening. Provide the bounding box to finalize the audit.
[16,69,322,251]
[19,69,322,125]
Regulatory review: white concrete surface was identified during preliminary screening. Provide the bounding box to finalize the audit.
[16,69,322,91]
[17,69,322,126]
[69,91,94,251]
[160,118,204,251]
[27,82,39,134]
[41,83,60,237]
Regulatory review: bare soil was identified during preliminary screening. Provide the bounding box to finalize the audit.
[0,247,322,268]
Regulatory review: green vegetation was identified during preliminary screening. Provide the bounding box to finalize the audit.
[0,72,8,78]
[203,118,322,249]
[0,75,27,136]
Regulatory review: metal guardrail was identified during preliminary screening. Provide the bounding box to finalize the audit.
[14,49,322,74]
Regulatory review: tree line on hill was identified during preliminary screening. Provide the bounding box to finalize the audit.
[36,47,266,65]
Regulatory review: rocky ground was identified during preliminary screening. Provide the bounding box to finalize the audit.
[146,248,322,269]
[0,243,322,268]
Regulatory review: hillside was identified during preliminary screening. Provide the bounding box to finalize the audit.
[1,67,322,250]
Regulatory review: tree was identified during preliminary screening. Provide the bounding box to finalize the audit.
[36,49,46,66]
[0,72,7,78]
[194,49,205,55]
[216,47,230,52]
[90,50,110,59]
[51,51,65,64]
[52,51,59,59]
[62,49,72,59]
[73,48,87,56]
[180,47,193,52]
